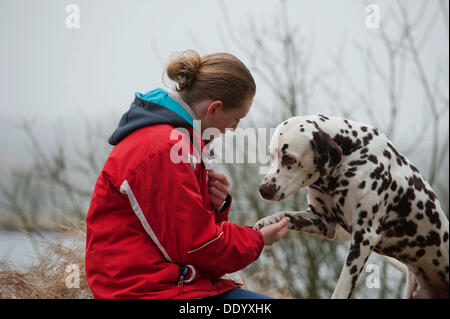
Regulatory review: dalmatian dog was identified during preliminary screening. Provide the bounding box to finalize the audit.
[254,115,449,299]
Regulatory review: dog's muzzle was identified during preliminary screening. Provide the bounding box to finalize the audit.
[259,183,277,200]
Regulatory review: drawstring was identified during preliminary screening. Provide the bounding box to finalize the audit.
[178,265,189,296]
[177,265,196,296]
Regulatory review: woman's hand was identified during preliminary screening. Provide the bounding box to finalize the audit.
[259,217,290,246]
[207,169,230,210]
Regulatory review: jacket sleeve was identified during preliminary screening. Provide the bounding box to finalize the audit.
[120,143,264,279]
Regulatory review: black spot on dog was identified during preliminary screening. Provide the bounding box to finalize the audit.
[408,175,437,202]
[359,211,368,218]
[383,219,418,238]
[347,247,361,267]
[372,204,379,214]
[358,181,366,189]
[289,215,312,229]
[349,160,367,166]
[370,163,385,180]
[424,200,441,228]
[368,155,378,164]
[387,142,408,166]
[372,181,378,190]
[354,230,364,244]
[417,201,424,210]
[281,154,297,167]
[390,181,398,191]
[345,170,356,178]
[400,188,415,217]
[383,150,391,159]
[416,249,425,258]
[416,235,426,247]
[409,163,420,173]
[283,121,288,125]
[363,133,373,146]
[415,213,424,220]
[348,275,358,298]
[376,226,382,235]
[426,230,441,246]
[332,134,362,156]
[350,265,358,274]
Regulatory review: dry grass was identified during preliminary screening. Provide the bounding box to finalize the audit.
[0,222,92,299]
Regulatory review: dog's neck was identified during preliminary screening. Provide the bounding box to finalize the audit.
[310,163,345,193]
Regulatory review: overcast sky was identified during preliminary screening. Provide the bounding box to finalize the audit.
[0,0,448,179]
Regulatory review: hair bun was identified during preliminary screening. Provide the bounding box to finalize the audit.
[166,50,202,91]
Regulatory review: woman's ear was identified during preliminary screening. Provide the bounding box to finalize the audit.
[206,100,223,120]
[310,128,342,176]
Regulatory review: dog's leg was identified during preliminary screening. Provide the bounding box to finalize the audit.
[331,229,381,299]
[254,208,336,240]
[404,268,419,299]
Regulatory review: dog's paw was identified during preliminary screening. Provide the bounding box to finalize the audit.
[253,216,277,230]
[253,212,291,230]
[253,218,268,230]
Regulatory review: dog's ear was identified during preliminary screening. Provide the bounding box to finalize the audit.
[310,128,342,176]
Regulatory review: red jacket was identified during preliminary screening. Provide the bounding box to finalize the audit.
[85,90,264,299]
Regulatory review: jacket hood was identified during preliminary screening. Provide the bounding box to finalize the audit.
[108,88,200,145]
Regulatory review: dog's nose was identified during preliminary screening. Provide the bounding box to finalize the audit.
[259,183,277,200]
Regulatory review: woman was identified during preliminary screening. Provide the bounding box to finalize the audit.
[85,50,289,299]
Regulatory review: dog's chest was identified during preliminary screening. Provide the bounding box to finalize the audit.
[306,185,353,232]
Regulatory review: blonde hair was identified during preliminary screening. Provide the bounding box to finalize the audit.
[165,50,256,109]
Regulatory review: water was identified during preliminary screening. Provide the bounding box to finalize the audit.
[0,230,70,271]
